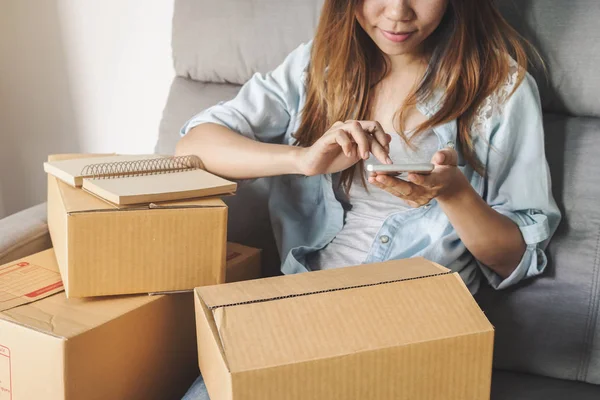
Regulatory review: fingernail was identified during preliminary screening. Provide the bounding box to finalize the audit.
[348,151,353,158]
[363,151,369,159]
[386,157,393,164]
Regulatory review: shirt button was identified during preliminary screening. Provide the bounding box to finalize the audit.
[380,235,390,244]
[446,141,455,149]
[423,204,432,209]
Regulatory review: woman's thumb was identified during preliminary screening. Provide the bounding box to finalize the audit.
[432,148,458,166]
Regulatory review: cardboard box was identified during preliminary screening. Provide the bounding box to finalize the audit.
[225,242,262,283]
[0,249,198,400]
[194,258,494,400]
[47,153,228,298]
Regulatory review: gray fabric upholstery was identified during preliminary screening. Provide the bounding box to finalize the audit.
[498,0,600,118]
[157,77,242,155]
[492,370,600,400]
[157,77,280,275]
[476,115,600,384]
[0,202,51,265]
[172,0,323,84]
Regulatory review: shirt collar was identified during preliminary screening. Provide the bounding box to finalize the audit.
[417,88,458,149]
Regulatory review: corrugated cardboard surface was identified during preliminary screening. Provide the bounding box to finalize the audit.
[0,250,63,311]
[195,258,494,400]
[225,243,262,283]
[0,249,198,400]
[47,154,228,297]
[199,257,448,307]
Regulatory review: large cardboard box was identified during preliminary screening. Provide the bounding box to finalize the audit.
[195,258,495,400]
[47,154,228,298]
[0,249,198,400]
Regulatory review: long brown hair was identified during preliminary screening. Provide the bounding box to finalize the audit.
[293,0,538,193]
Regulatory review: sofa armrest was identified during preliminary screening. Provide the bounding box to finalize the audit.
[0,203,51,265]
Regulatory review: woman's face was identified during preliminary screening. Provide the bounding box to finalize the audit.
[355,0,449,57]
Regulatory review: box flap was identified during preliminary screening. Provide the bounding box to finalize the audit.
[195,259,493,373]
[1,290,161,339]
[0,250,160,338]
[48,154,118,213]
[0,249,64,311]
[197,257,449,309]
[149,196,227,209]
[57,176,117,213]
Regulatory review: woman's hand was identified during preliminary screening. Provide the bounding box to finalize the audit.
[295,120,392,176]
[368,147,469,207]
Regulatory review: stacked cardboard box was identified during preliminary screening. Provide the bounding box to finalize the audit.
[46,153,235,298]
[194,258,495,399]
[6,153,496,399]
[0,245,262,400]
[0,154,264,400]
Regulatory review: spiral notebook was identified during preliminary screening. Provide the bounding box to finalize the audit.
[43,154,237,205]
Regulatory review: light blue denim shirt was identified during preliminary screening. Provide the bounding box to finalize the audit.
[180,40,561,294]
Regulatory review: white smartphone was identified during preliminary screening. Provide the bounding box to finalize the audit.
[366,163,435,176]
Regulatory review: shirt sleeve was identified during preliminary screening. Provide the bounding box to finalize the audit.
[478,72,562,290]
[180,40,313,145]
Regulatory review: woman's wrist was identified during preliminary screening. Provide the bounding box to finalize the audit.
[436,169,472,204]
[287,145,308,175]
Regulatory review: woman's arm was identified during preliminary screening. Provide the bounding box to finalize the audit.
[176,41,312,179]
[176,123,302,180]
[370,71,561,290]
[370,149,526,279]
[436,174,526,278]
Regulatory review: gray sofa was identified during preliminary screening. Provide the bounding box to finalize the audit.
[1,0,599,398]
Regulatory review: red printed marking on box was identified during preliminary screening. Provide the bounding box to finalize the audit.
[0,345,12,400]
[25,281,64,298]
[226,251,242,262]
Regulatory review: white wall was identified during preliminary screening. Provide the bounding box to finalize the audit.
[0,0,174,218]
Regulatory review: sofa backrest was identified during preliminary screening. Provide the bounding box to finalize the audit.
[172,0,323,85]
[498,0,600,118]
[172,0,600,119]
[479,0,600,385]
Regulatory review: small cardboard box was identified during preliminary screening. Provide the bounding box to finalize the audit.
[47,154,228,298]
[225,242,262,283]
[0,249,198,400]
[195,257,495,400]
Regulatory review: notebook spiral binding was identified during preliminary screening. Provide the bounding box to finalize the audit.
[80,155,204,179]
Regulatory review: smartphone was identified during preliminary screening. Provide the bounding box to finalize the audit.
[366,163,435,176]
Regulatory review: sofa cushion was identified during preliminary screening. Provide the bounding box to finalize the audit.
[172,0,323,84]
[0,203,51,265]
[476,115,600,384]
[492,370,600,400]
[498,0,600,118]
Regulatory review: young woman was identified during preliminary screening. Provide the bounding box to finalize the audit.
[177,0,561,398]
